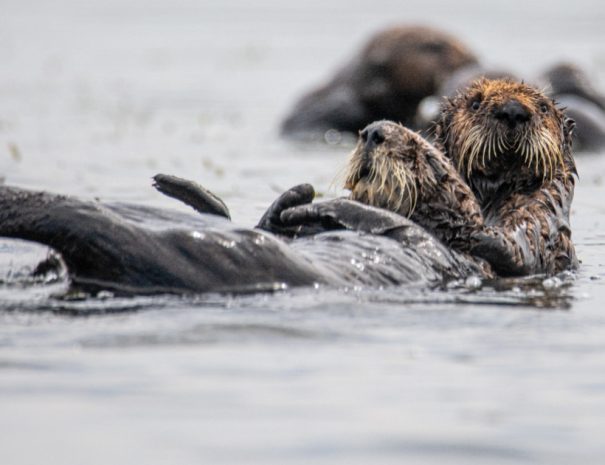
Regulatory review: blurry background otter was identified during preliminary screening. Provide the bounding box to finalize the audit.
[280,26,478,134]
[281,26,605,152]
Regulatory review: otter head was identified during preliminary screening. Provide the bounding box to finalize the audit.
[435,78,576,199]
[343,121,485,252]
[343,120,461,219]
[357,27,478,122]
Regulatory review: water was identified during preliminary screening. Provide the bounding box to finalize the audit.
[1,0,605,463]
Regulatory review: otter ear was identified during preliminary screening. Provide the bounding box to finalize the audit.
[425,149,450,182]
[564,117,576,138]
[434,97,455,144]
[562,117,578,176]
[563,117,576,150]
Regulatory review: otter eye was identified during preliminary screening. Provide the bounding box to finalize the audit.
[540,103,549,114]
[470,100,481,111]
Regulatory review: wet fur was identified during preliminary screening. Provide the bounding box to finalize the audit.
[344,122,483,255]
[345,79,578,276]
[435,79,577,275]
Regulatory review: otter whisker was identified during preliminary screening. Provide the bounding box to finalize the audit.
[537,134,547,179]
[497,134,507,154]
[543,128,564,180]
[489,131,498,162]
[543,131,556,180]
[457,127,476,175]
[469,130,484,176]
[481,132,492,169]
[539,131,553,180]
[411,171,419,216]
[462,126,483,177]
[520,137,530,168]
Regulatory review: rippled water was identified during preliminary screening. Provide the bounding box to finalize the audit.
[1,0,605,463]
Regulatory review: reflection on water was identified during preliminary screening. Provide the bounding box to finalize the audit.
[1,0,605,464]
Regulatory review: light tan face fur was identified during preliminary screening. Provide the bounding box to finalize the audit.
[343,122,431,217]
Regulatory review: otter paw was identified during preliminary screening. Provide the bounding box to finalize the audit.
[256,184,316,236]
[281,198,413,235]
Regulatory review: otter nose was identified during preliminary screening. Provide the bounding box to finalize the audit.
[494,100,531,128]
[360,123,386,148]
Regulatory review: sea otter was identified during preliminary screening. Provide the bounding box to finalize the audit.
[281,25,477,137]
[277,79,578,277]
[0,177,484,296]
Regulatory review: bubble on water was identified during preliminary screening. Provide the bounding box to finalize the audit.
[96,291,115,299]
[418,96,441,123]
[464,275,482,290]
[324,129,342,145]
[542,276,562,289]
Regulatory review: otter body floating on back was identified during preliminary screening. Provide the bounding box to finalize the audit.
[0,179,483,296]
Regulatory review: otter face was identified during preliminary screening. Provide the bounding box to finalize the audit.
[343,121,434,217]
[437,79,575,182]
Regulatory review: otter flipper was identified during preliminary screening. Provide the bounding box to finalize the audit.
[153,174,231,219]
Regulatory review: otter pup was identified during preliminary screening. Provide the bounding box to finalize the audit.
[281,25,477,137]
[342,121,483,255]
[278,80,578,277]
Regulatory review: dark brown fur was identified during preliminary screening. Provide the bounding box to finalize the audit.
[434,79,578,275]
[344,122,483,255]
[343,79,578,277]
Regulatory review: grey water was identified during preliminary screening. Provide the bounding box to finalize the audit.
[1,0,605,463]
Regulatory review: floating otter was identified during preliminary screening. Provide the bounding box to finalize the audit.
[281,25,477,137]
[0,176,484,296]
[280,79,579,276]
